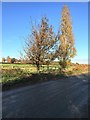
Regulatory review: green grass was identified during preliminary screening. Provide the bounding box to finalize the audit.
[0,63,88,91]
[1,68,32,84]
[1,63,61,84]
[0,63,33,68]
[2,72,67,91]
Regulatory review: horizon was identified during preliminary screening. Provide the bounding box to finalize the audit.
[1,2,88,64]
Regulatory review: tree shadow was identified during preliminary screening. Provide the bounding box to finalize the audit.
[2,72,89,91]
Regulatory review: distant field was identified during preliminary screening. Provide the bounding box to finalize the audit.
[0,63,88,72]
[0,63,33,68]
[0,63,60,73]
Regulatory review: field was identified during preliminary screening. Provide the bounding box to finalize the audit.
[0,63,88,90]
[0,63,60,83]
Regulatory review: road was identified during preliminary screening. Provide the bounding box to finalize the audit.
[2,73,89,118]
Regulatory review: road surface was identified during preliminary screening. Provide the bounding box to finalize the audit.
[2,73,89,118]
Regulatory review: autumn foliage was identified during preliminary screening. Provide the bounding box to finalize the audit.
[24,5,76,72]
[57,5,76,70]
[25,17,57,71]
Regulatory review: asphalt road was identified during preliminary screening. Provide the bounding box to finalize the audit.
[2,73,89,118]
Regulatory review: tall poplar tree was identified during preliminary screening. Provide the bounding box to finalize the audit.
[57,5,76,69]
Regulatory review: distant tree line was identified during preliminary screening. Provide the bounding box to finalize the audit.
[2,56,19,63]
[2,56,31,64]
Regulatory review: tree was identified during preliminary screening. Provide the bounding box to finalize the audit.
[24,16,56,71]
[57,5,76,70]
[7,56,12,63]
[11,58,16,63]
[2,57,5,63]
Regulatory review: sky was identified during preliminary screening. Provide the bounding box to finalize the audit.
[2,2,88,64]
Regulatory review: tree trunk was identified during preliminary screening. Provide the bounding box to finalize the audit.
[37,63,40,73]
[47,64,49,72]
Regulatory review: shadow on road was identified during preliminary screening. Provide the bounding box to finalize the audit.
[2,72,89,91]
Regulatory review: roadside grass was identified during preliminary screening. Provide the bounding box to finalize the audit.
[2,72,67,91]
[0,63,88,91]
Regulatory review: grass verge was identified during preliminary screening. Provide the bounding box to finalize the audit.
[2,72,67,91]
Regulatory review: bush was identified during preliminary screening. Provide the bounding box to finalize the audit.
[2,68,24,83]
[76,62,79,65]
